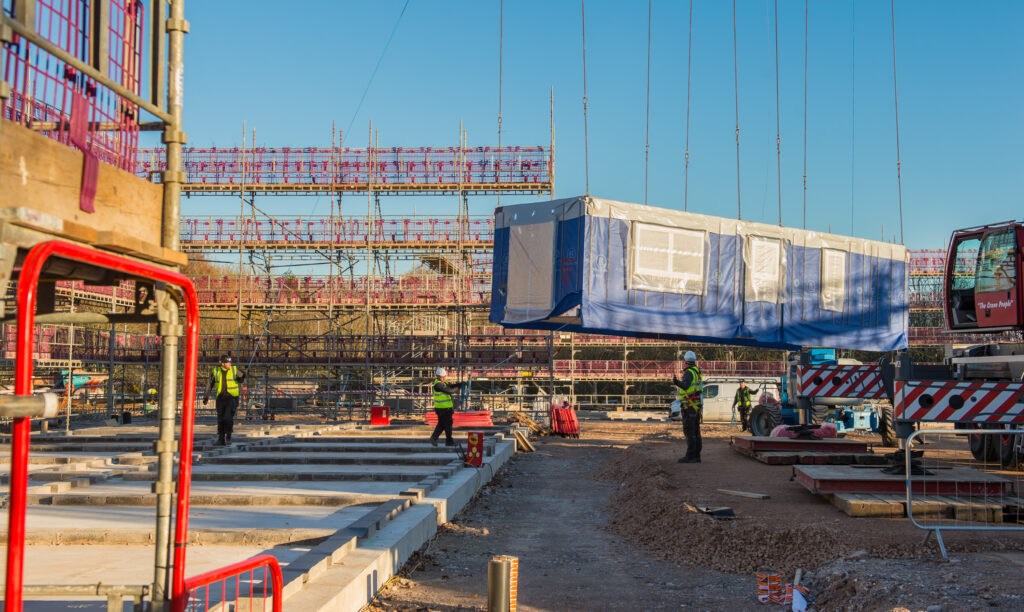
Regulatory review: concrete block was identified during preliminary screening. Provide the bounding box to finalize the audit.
[291,550,331,582]
[399,488,425,501]
[280,569,308,600]
[310,529,359,563]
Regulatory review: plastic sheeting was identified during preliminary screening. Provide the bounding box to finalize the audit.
[490,196,909,351]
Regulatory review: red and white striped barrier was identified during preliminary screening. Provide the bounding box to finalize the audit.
[796,364,887,399]
[894,380,1024,423]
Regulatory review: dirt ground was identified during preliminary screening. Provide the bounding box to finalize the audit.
[367,421,1024,612]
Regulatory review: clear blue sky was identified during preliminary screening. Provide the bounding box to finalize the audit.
[163,0,1023,250]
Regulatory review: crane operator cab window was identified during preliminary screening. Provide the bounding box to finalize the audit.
[973,228,1019,328]
[947,236,981,328]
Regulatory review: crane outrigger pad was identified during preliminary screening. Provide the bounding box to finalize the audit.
[490,196,908,351]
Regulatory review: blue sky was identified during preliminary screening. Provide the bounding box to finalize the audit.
[165,0,1023,250]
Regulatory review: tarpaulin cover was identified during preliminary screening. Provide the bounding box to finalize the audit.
[490,196,908,351]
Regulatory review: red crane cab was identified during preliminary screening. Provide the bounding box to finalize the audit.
[945,222,1024,331]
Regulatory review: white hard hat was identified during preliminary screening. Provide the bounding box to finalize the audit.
[435,367,447,378]
[684,351,697,363]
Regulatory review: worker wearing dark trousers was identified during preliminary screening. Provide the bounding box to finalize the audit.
[430,367,464,447]
[203,355,245,446]
[733,380,752,431]
[672,351,703,463]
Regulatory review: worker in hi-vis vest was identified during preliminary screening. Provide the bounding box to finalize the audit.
[733,379,753,431]
[430,367,464,447]
[672,351,703,463]
[203,355,245,446]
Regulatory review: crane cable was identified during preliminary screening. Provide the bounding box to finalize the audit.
[890,0,905,244]
[802,0,808,230]
[683,0,693,211]
[497,0,503,206]
[581,0,590,197]
[774,0,783,227]
[643,0,651,206]
[732,0,742,220]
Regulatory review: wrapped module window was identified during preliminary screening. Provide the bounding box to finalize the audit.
[629,222,705,294]
[820,248,847,312]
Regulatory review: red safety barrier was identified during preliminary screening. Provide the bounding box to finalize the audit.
[549,406,581,437]
[370,405,391,426]
[180,554,283,612]
[424,411,494,427]
[4,241,200,612]
[465,432,484,467]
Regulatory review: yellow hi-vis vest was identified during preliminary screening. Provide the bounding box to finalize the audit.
[677,365,702,412]
[736,386,752,408]
[432,378,454,410]
[213,366,240,397]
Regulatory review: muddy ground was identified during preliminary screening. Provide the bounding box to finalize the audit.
[367,421,1024,612]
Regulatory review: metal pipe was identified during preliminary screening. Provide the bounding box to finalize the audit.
[487,557,511,612]
[0,393,59,418]
[0,16,172,123]
[151,292,179,611]
[162,0,186,251]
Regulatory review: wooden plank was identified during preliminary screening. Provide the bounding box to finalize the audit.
[906,495,947,518]
[831,493,904,517]
[716,488,770,500]
[795,465,1012,496]
[731,435,869,453]
[933,496,1000,523]
[0,119,164,249]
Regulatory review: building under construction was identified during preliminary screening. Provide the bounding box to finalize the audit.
[3,136,1002,420]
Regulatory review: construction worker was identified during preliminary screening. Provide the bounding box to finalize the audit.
[203,355,245,446]
[733,379,753,431]
[430,367,464,447]
[672,351,703,463]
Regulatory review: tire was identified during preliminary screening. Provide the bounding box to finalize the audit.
[878,404,897,447]
[968,425,999,463]
[810,405,831,425]
[998,432,1022,469]
[749,404,781,437]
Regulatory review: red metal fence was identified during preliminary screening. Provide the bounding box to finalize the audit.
[138,145,552,189]
[1,0,144,171]
[178,554,282,612]
[192,274,490,308]
[181,216,494,248]
[909,249,977,275]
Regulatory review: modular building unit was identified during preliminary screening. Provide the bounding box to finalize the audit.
[490,196,908,352]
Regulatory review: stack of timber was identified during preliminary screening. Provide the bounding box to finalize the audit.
[731,435,883,466]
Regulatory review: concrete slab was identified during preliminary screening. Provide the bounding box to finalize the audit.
[0,544,307,586]
[0,505,373,532]
[202,452,458,465]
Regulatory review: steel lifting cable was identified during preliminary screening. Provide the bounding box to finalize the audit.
[581,0,590,196]
[732,0,742,220]
[497,0,504,206]
[890,0,905,244]
[802,0,808,229]
[774,0,783,227]
[683,0,694,211]
[644,0,652,206]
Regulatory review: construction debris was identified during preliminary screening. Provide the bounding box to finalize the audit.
[716,488,770,500]
[512,430,535,453]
